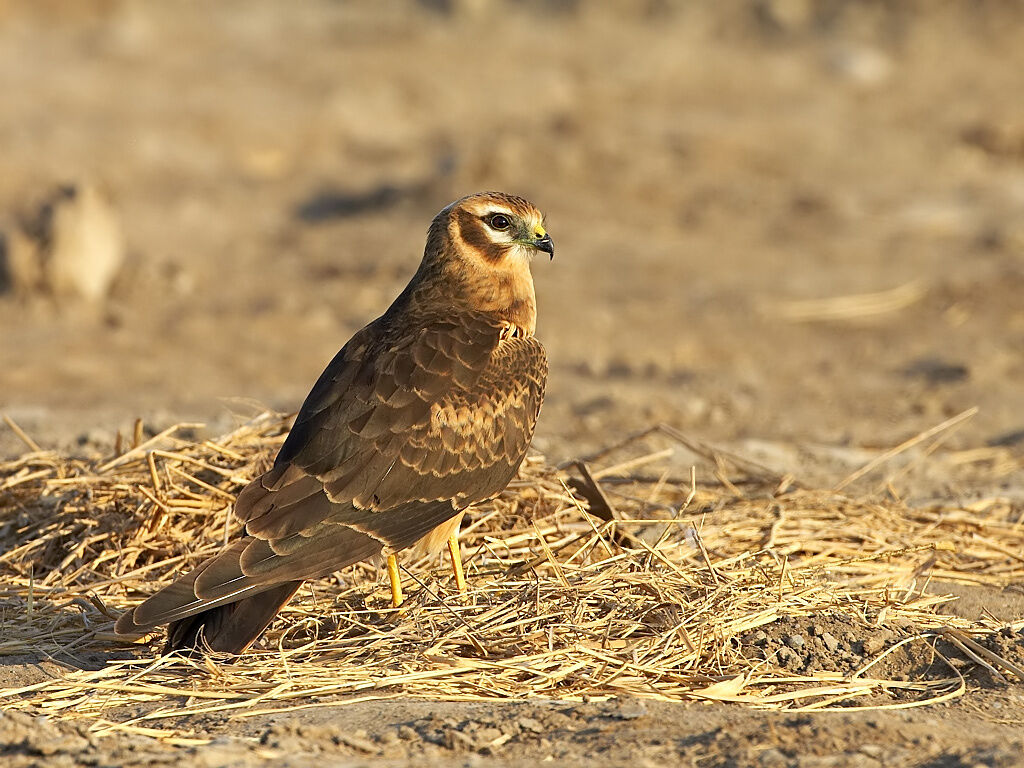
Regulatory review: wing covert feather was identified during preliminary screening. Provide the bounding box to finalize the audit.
[237,313,546,547]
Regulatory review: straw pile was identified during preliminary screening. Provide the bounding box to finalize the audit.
[1,412,1022,744]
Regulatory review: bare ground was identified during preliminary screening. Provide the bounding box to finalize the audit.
[2,1,1024,765]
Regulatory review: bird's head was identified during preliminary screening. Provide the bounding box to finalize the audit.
[417,191,552,334]
[436,191,553,265]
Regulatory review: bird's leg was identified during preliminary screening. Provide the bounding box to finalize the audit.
[447,533,467,593]
[387,554,403,608]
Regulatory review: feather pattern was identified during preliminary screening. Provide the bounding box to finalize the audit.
[114,191,550,654]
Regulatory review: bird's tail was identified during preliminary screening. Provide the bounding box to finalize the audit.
[114,528,386,652]
[165,580,303,654]
[114,499,464,654]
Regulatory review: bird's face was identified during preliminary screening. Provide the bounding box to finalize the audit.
[419,192,552,334]
[448,193,554,267]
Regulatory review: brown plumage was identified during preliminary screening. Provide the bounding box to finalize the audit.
[114,191,552,654]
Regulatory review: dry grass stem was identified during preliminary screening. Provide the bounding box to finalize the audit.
[770,281,927,323]
[2,411,1022,742]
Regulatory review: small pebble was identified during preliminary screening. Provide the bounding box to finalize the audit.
[785,634,805,650]
[517,717,543,733]
[820,632,840,653]
[862,636,886,655]
[759,747,788,767]
[611,699,648,720]
[477,727,503,743]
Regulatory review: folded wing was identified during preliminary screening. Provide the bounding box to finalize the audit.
[115,311,547,651]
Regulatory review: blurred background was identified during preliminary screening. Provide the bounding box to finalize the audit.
[1,0,1022,465]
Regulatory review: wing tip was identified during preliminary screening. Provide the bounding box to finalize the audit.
[113,607,141,635]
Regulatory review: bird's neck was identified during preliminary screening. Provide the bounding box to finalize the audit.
[406,259,537,337]
[474,266,537,337]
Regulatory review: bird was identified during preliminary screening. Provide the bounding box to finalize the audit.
[115,191,552,654]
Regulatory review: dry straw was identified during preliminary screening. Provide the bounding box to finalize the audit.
[1,411,1022,744]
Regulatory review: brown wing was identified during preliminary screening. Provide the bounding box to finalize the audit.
[240,314,547,540]
[116,311,546,637]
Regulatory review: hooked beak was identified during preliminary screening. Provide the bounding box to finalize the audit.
[533,233,554,260]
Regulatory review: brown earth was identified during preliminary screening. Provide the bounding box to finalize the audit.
[2,1,1024,766]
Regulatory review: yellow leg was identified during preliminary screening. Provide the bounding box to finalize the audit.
[387,554,403,608]
[447,533,467,593]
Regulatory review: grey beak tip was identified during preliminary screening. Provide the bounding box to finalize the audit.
[535,234,555,259]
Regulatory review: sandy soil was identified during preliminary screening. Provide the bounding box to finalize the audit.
[2,1,1023,765]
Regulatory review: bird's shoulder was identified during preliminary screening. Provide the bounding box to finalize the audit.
[288,309,523,433]
[234,307,546,540]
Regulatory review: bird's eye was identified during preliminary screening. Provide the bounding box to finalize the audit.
[488,214,511,231]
